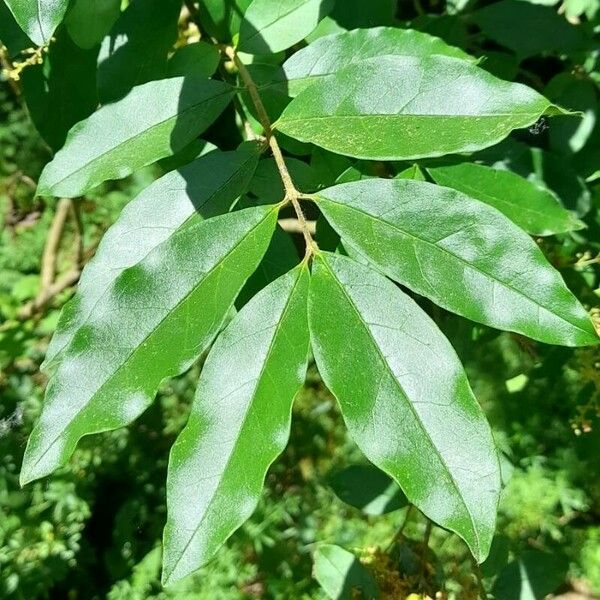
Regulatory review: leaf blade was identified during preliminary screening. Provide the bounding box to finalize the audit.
[309,253,501,561]
[3,0,69,45]
[37,77,234,198]
[163,265,310,585]
[20,205,277,486]
[315,179,598,346]
[275,55,563,160]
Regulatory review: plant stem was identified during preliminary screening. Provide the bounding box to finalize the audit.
[224,46,317,258]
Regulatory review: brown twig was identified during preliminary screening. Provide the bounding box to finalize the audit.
[38,198,71,293]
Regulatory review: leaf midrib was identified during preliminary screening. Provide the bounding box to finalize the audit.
[319,254,481,556]
[319,197,591,337]
[165,268,305,581]
[32,209,275,471]
[47,86,233,191]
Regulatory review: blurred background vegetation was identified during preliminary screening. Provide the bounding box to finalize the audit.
[1,0,600,598]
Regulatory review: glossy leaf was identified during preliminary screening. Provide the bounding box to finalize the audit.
[309,253,501,562]
[238,0,334,54]
[97,0,181,103]
[3,0,69,46]
[163,265,310,585]
[329,464,408,515]
[281,27,475,96]
[21,205,277,486]
[66,0,121,49]
[427,162,584,236]
[275,55,564,160]
[37,77,234,198]
[315,179,598,346]
[313,544,379,600]
[43,144,260,372]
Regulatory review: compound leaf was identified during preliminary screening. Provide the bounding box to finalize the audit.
[43,144,260,372]
[20,205,277,485]
[163,265,310,585]
[428,162,584,236]
[3,0,69,46]
[315,179,598,346]
[275,55,564,160]
[281,26,475,96]
[37,77,234,198]
[238,0,334,54]
[309,252,501,562]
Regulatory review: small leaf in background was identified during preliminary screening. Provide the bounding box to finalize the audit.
[427,162,584,236]
[480,535,510,578]
[315,179,599,346]
[66,0,121,49]
[37,77,234,197]
[313,544,379,600]
[281,27,475,96]
[44,144,260,371]
[276,56,564,160]
[97,0,181,103]
[309,253,501,562]
[238,0,334,54]
[395,164,426,181]
[492,550,568,599]
[2,0,69,46]
[249,157,319,203]
[21,206,276,485]
[167,42,220,79]
[329,464,408,515]
[163,266,310,585]
[197,0,252,41]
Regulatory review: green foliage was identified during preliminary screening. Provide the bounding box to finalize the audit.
[1,0,600,597]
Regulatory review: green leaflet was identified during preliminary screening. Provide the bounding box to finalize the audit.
[66,0,121,49]
[313,544,379,600]
[167,42,220,79]
[43,144,260,372]
[3,0,69,46]
[275,55,564,160]
[309,252,501,561]
[427,162,585,236]
[281,26,475,96]
[163,265,310,585]
[97,0,181,103]
[238,0,334,54]
[20,205,277,485]
[315,179,598,346]
[37,77,234,198]
[197,0,252,41]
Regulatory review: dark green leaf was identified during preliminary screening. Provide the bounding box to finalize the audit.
[427,162,584,236]
[309,252,501,561]
[37,77,234,198]
[21,205,277,485]
[249,157,319,203]
[0,0,33,56]
[238,0,334,54]
[3,0,69,45]
[43,144,261,372]
[315,179,598,346]
[66,0,121,49]
[196,0,252,41]
[313,544,379,600]
[276,56,564,160]
[97,0,180,103]
[329,464,408,515]
[163,265,310,585]
[281,27,475,96]
[167,42,220,79]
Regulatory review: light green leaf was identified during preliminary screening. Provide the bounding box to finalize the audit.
[3,0,69,46]
[281,27,475,96]
[66,0,121,49]
[20,205,277,485]
[313,544,379,600]
[309,252,501,562]
[163,265,310,585]
[37,77,234,198]
[275,55,564,160]
[428,163,584,236]
[315,179,598,346]
[238,0,334,54]
[43,144,260,373]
